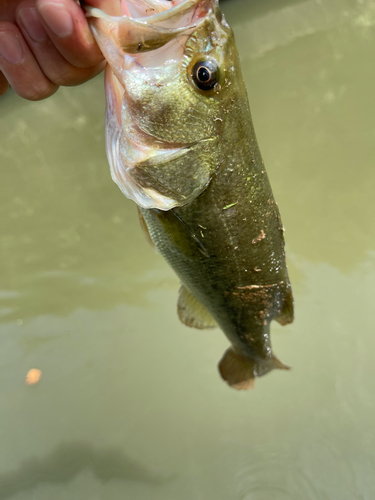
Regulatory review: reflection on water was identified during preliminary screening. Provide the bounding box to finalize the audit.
[0,443,164,499]
[1,0,375,499]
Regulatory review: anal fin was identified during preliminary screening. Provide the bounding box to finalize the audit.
[178,285,217,330]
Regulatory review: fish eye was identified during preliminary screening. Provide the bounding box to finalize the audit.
[192,59,219,91]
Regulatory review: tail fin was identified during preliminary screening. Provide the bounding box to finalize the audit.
[270,355,290,372]
[218,348,290,390]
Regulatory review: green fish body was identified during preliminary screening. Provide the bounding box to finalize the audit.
[87,0,294,389]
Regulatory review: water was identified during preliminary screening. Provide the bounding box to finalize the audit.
[1,0,375,498]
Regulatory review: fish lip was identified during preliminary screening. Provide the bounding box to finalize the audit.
[126,0,201,23]
[85,0,211,24]
[85,5,198,29]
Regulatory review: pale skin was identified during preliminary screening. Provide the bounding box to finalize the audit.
[0,0,114,100]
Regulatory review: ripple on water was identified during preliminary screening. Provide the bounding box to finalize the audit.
[234,449,328,500]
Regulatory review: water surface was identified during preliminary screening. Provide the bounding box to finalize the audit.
[1,0,375,498]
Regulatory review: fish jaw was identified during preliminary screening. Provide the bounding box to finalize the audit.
[86,0,225,210]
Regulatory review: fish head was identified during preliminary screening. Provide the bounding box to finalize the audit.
[86,0,244,209]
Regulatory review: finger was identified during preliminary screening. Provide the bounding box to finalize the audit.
[36,0,104,69]
[0,71,9,95]
[16,2,105,87]
[0,21,58,100]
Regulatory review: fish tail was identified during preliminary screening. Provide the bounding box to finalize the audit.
[218,348,290,390]
[270,355,290,371]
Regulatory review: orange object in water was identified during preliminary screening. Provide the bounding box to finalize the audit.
[25,369,42,385]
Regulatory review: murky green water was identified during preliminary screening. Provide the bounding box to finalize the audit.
[1,0,375,498]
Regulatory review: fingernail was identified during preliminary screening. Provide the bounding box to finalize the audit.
[38,2,73,38]
[18,7,48,43]
[0,31,24,65]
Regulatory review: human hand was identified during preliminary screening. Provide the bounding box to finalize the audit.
[0,0,108,100]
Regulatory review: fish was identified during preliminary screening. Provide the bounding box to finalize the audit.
[85,0,294,390]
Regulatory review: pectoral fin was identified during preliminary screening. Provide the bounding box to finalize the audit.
[137,207,158,252]
[178,285,217,330]
[149,209,210,259]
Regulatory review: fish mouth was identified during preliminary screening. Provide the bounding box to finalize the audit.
[85,0,214,55]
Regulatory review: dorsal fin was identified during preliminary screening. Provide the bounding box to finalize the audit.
[178,285,217,330]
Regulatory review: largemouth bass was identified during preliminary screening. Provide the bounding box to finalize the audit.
[86,0,294,390]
